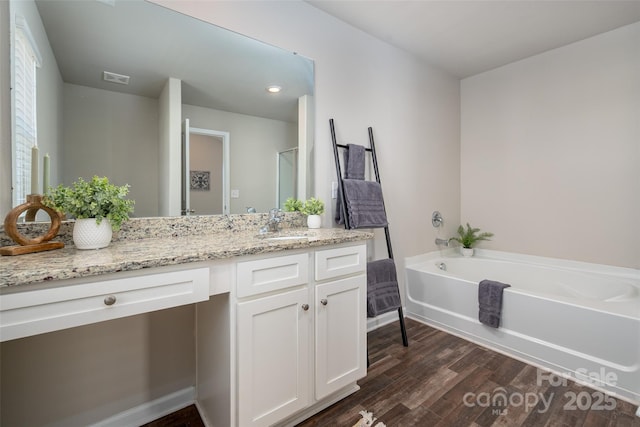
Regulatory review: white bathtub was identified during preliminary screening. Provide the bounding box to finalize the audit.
[405,249,640,405]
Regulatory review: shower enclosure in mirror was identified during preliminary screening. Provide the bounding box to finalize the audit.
[2,0,314,219]
[277,148,298,211]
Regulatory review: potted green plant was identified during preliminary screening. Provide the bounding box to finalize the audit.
[44,176,134,249]
[451,223,493,257]
[283,197,304,213]
[301,197,324,229]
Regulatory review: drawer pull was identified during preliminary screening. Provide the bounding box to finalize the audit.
[104,295,117,306]
[320,299,328,306]
[301,303,309,311]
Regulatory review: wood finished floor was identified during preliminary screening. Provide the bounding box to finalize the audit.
[141,404,205,427]
[297,318,640,427]
[144,318,639,427]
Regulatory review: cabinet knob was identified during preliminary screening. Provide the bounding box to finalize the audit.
[104,295,117,306]
[320,299,328,306]
[301,303,309,311]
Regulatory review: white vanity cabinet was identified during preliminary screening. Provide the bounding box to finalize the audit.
[313,245,367,400]
[314,275,366,399]
[237,288,312,426]
[236,253,312,426]
[0,237,368,427]
[197,242,367,427]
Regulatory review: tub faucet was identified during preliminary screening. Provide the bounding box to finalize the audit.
[435,238,451,247]
[260,208,283,233]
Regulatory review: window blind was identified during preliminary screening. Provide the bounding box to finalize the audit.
[12,17,40,207]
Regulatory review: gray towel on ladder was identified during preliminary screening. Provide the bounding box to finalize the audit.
[344,144,366,180]
[478,279,511,328]
[336,179,388,229]
[367,259,401,318]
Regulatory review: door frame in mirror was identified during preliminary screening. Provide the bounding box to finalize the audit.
[188,126,230,216]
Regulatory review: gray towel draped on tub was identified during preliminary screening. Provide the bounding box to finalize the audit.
[478,279,511,328]
[367,259,402,317]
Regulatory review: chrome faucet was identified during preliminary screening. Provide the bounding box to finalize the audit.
[260,208,283,233]
[435,238,451,247]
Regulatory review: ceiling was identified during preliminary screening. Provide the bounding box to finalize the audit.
[306,0,640,78]
[34,0,314,123]
[30,0,640,122]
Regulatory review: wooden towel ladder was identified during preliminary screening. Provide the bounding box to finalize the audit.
[329,118,409,349]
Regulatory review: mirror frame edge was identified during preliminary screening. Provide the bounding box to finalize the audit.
[1,0,13,219]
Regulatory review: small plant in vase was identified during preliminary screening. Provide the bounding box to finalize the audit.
[283,197,304,213]
[301,197,324,229]
[451,223,493,257]
[44,176,134,249]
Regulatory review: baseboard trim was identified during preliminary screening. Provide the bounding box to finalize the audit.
[194,400,213,427]
[90,387,195,427]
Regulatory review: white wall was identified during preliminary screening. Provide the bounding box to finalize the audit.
[159,0,462,284]
[461,22,640,268]
[183,104,298,214]
[62,84,297,217]
[158,77,182,217]
[0,306,195,427]
[63,83,160,217]
[29,1,64,200]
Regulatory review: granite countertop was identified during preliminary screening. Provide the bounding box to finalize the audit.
[0,227,373,288]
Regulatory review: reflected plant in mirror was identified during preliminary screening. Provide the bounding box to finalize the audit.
[284,197,303,213]
[3,0,314,220]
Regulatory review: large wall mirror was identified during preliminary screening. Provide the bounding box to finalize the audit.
[5,0,314,219]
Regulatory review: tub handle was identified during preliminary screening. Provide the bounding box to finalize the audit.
[432,211,443,227]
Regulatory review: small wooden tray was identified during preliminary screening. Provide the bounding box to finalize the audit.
[0,241,64,256]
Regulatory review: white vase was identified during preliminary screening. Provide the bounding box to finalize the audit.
[307,214,321,229]
[73,218,113,249]
[461,247,474,257]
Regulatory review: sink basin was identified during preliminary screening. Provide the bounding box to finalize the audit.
[263,235,309,241]
[256,231,311,241]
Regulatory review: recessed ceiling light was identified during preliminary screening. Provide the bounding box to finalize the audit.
[266,85,282,94]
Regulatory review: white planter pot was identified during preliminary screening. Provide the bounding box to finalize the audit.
[307,214,321,229]
[461,247,474,257]
[73,218,113,250]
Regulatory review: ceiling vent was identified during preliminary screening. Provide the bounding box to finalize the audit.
[103,71,130,85]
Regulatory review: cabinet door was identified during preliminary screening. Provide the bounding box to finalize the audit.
[315,275,367,399]
[237,288,311,427]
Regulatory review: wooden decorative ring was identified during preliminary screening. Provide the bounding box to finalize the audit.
[3,199,62,246]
